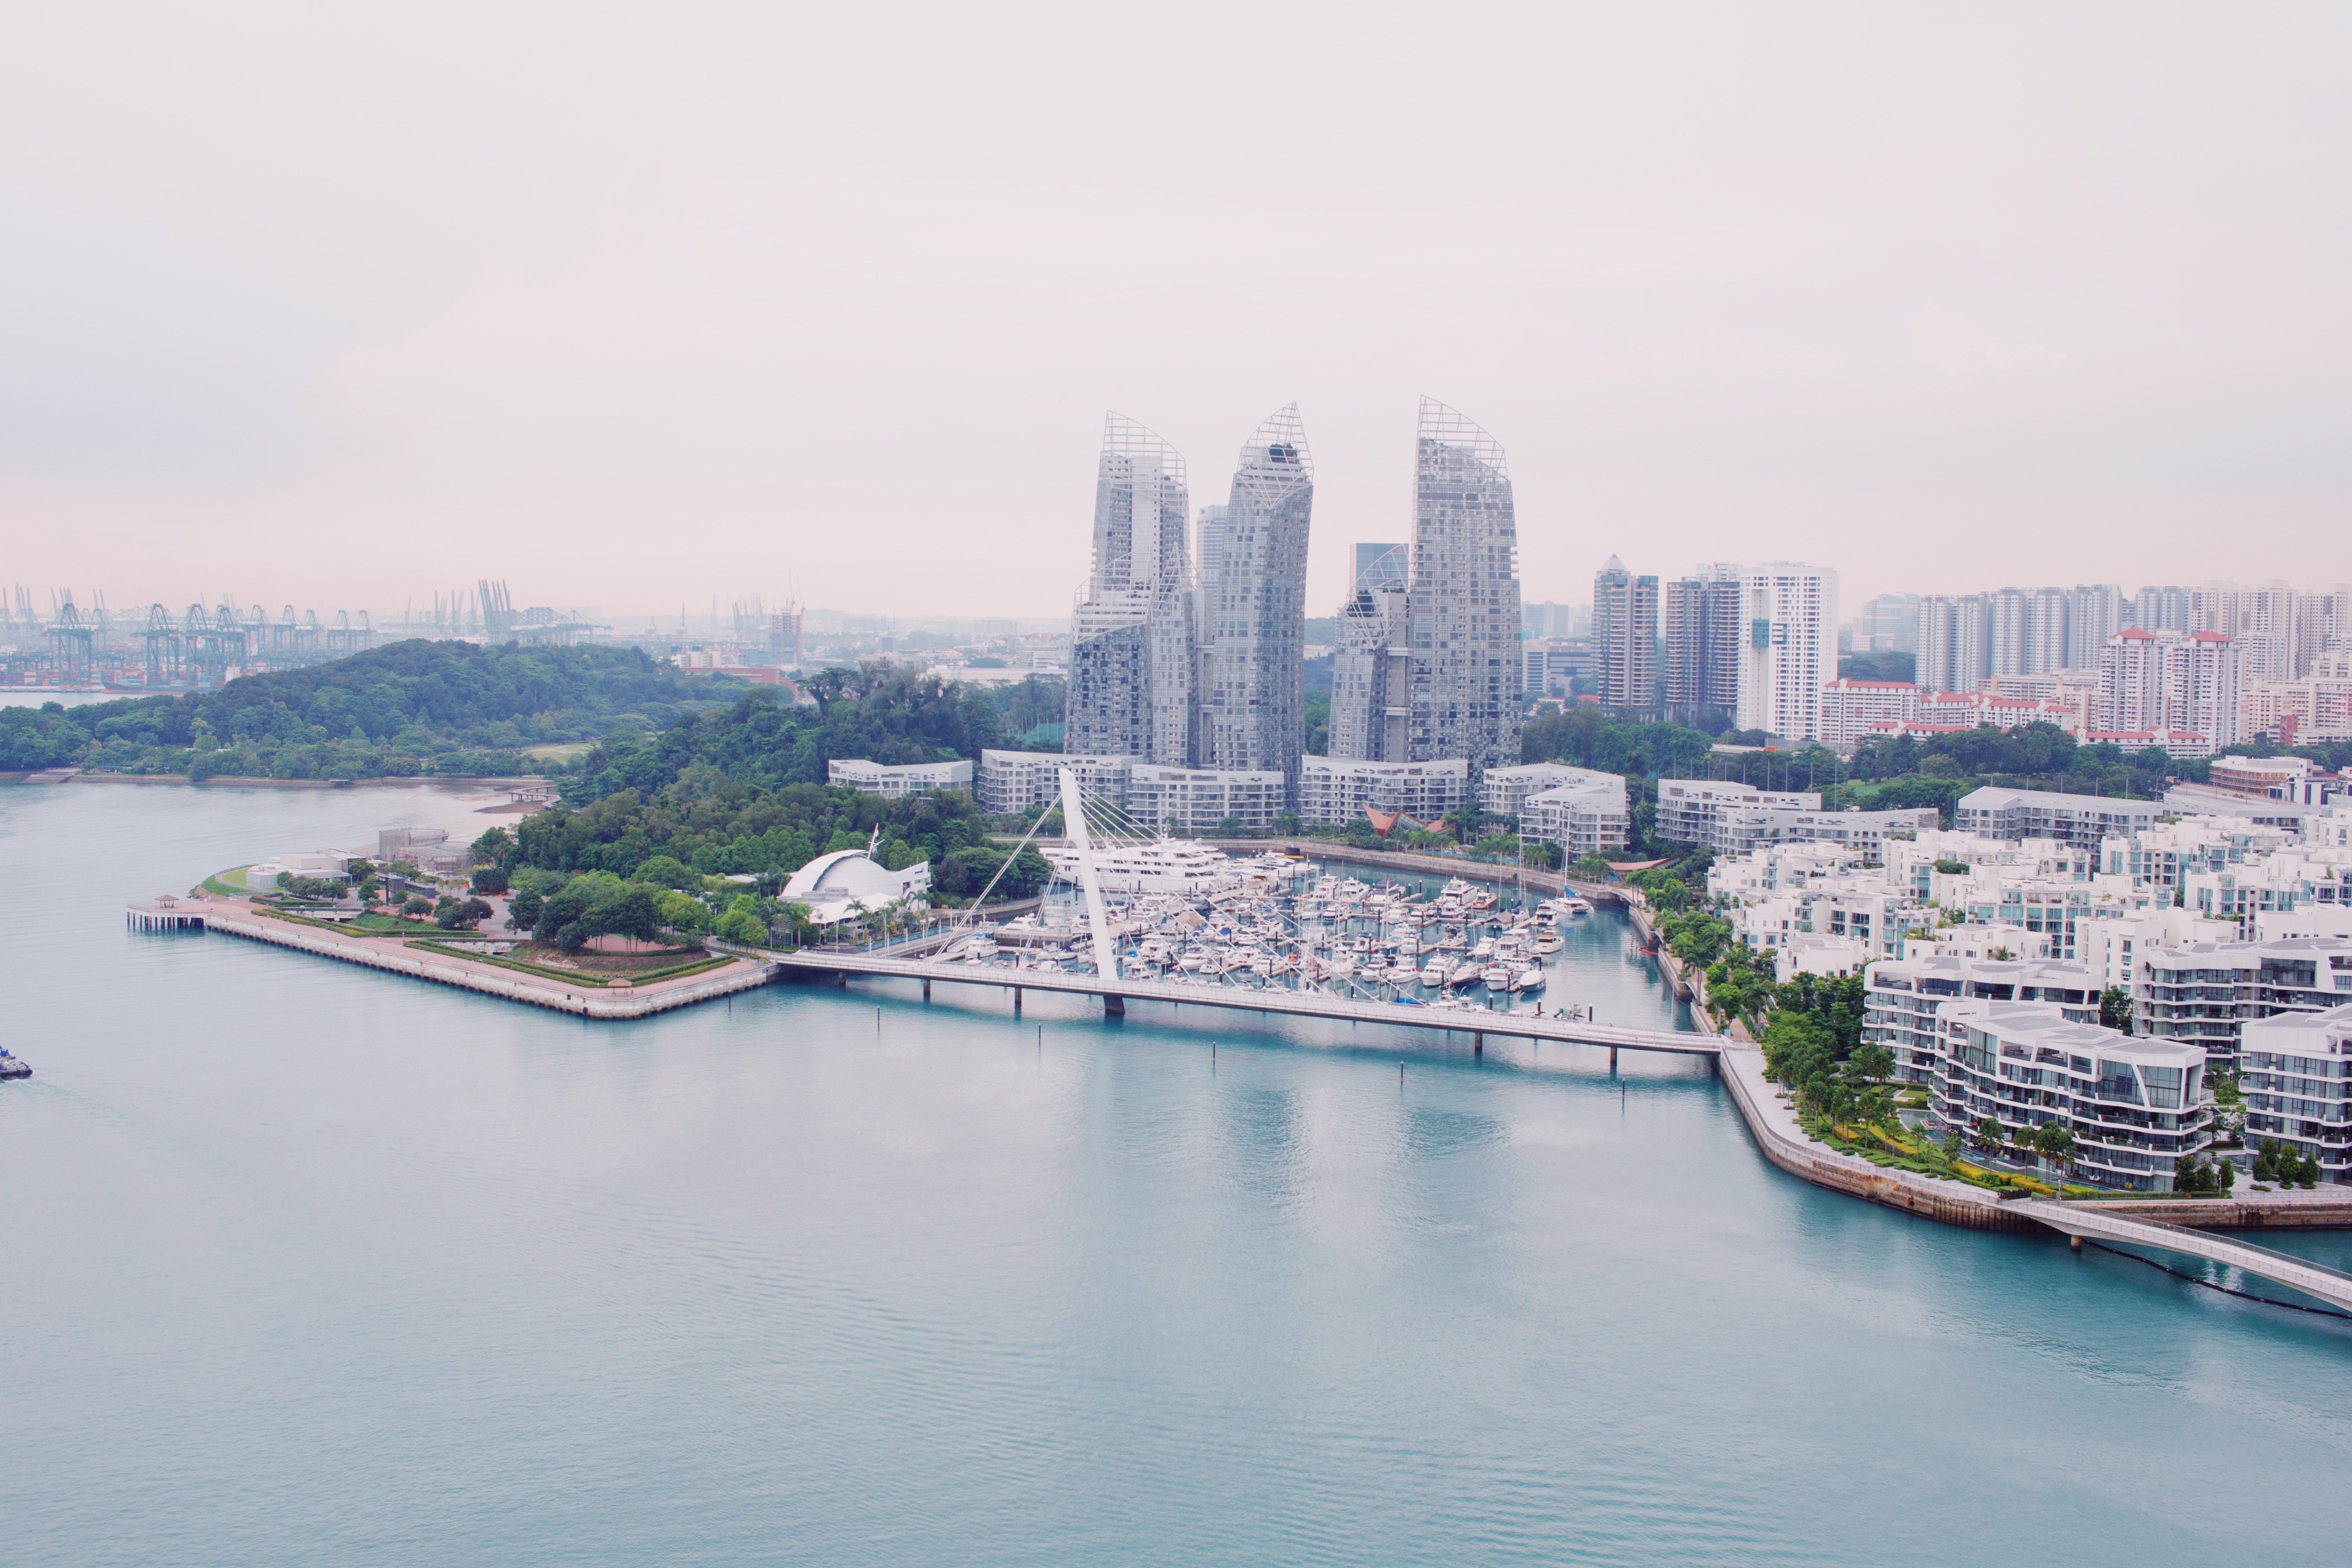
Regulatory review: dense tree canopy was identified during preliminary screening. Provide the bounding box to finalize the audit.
[499,762,1044,902]
[1,640,739,777]
[573,668,1024,801]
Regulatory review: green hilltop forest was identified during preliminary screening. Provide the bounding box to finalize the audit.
[0,640,742,777]
[501,668,1058,903]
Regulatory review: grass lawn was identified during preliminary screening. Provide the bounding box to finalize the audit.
[409,939,733,988]
[519,742,593,762]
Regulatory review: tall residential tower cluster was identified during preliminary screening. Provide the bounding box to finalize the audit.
[1063,399,1531,822]
[1064,406,1318,801]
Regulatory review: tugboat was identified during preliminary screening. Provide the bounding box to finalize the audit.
[0,1046,30,1081]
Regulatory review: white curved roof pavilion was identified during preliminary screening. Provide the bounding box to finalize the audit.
[781,851,932,926]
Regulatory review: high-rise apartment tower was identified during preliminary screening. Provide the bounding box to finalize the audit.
[1406,399,1522,781]
[1200,405,1314,794]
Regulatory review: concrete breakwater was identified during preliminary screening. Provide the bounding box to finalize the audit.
[183,906,773,1019]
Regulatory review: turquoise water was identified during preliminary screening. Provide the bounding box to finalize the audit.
[3,783,2349,1566]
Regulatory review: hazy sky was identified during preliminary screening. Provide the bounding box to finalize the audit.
[5,4,2348,623]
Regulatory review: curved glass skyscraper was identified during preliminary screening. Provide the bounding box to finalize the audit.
[1407,398,1521,782]
[1066,413,1194,765]
[1202,404,1314,794]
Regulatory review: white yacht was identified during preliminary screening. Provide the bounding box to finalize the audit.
[1045,837,1235,895]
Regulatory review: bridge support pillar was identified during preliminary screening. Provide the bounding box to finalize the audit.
[1105,995,1124,1017]
[922,979,931,1002]
[1609,1046,1618,1074]
[1013,986,1022,1014]
[1474,1033,1483,1057]
[2070,1233,2082,1252]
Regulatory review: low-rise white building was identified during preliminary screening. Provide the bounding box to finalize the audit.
[1126,765,1285,835]
[828,757,974,799]
[977,751,1133,817]
[1906,922,2052,962]
[1299,756,1468,827]
[1484,762,1609,821]
[1773,933,1872,984]
[1955,787,2164,848]
[1504,768,1630,860]
[1655,779,1818,848]
[2239,1004,2352,1184]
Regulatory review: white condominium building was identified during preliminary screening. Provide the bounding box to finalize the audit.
[1126,764,1285,836]
[1516,772,1631,860]
[1954,787,2163,849]
[1656,779,1820,847]
[977,750,1132,817]
[2239,1004,2352,1184]
[1862,955,2102,1085]
[1929,999,2213,1191]
[827,758,974,799]
[1735,562,1838,742]
[1483,762,1615,821]
[2134,935,2352,1066]
[1297,756,1468,827]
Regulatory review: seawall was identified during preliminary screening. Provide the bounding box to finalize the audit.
[1716,1044,2039,1233]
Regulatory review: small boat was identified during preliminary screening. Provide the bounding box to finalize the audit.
[1480,963,1511,988]
[0,1048,29,1081]
[1420,960,1450,987]
[1510,964,1546,992]
[1447,959,1483,989]
[1533,932,1563,955]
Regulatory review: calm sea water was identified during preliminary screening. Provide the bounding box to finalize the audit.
[4,783,2349,1566]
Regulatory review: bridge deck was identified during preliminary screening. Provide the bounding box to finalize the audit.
[772,949,1723,1058]
[2016,1200,2352,1313]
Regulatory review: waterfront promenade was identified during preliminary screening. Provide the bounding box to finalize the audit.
[127,896,773,1018]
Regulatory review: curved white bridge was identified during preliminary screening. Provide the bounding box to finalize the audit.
[2015,1200,2352,1314]
[771,948,1724,1059]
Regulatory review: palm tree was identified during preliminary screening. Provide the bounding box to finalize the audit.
[2032,1122,2077,1177]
